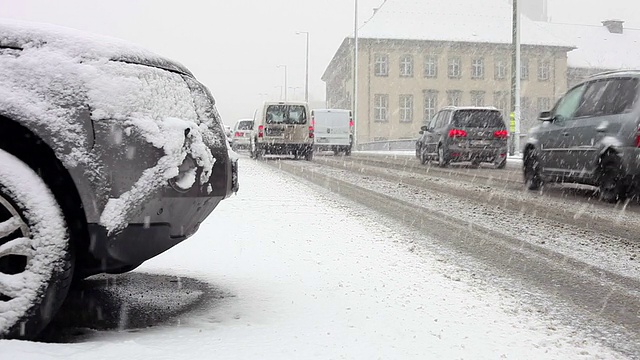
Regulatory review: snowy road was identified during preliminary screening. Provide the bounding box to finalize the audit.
[3,158,636,359]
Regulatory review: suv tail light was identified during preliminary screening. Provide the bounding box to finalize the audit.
[349,116,354,128]
[234,131,243,138]
[494,130,508,139]
[448,129,467,138]
[309,125,314,139]
[258,125,264,138]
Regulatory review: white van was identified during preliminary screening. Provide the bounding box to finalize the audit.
[249,101,314,160]
[312,109,353,155]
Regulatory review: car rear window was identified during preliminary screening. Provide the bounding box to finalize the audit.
[452,110,505,128]
[237,121,253,130]
[266,105,307,125]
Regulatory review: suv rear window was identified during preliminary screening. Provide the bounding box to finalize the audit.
[266,105,307,125]
[452,110,505,128]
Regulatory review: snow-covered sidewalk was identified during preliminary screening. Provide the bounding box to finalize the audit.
[3,159,619,359]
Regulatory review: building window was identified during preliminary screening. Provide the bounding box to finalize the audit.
[399,95,413,122]
[495,60,507,80]
[447,90,462,106]
[374,54,389,77]
[424,55,438,78]
[537,97,551,112]
[538,60,551,81]
[494,91,509,120]
[521,58,529,80]
[374,94,389,122]
[470,91,485,107]
[471,58,484,79]
[448,57,461,78]
[424,90,438,122]
[400,55,413,77]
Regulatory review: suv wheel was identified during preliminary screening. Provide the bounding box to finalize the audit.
[438,145,449,168]
[598,154,626,203]
[495,158,507,169]
[420,147,429,165]
[523,150,542,190]
[0,149,73,339]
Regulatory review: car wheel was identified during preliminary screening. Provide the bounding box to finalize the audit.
[333,149,340,156]
[437,145,449,168]
[598,154,626,203]
[471,159,481,167]
[420,147,429,165]
[523,150,542,190]
[0,149,73,339]
[344,147,352,156]
[495,158,507,169]
[305,148,314,161]
[255,146,264,160]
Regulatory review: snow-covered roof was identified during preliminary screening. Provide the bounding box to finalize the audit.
[540,22,640,70]
[0,18,191,76]
[357,0,573,48]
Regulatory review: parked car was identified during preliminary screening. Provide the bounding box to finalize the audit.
[416,106,508,168]
[0,19,238,339]
[249,101,314,160]
[311,109,353,155]
[523,70,640,202]
[231,119,253,151]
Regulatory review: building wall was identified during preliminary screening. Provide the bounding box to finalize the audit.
[326,39,570,144]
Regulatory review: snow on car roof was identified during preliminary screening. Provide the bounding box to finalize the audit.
[541,22,640,70]
[0,18,192,76]
[357,0,573,48]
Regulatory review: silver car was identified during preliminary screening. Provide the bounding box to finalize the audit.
[523,70,640,202]
[0,20,238,339]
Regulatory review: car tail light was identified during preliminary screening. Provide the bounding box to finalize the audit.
[494,130,508,139]
[309,125,314,139]
[448,129,467,138]
[311,115,315,127]
[258,125,264,138]
[234,131,243,138]
[349,116,354,128]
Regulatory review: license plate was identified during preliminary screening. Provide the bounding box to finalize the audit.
[471,140,491,146]
[265,127,284,136]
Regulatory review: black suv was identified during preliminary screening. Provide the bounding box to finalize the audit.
[523,70,640,202]
[416,106,508,168]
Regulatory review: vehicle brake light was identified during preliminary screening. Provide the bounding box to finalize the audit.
[311,115,315,127]
[258,125,264,138]
[448,129,467,138]
[309,125,314,139]
[494,130,508,138]
[349,118,354,127]
[234,131,243,137]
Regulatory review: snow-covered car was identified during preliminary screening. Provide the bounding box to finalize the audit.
[0,19,238,339]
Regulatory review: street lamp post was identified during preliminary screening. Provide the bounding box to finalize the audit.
[296,31,310,103]
[353,0,359,147]
[276,65,288,101]
[288,86,302,100]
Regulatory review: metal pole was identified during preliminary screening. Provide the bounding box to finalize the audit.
[353,0,359,147]
[514,0,521,155]
[278,65,288,101]
[296,31,310,103]
[305,33,309,103]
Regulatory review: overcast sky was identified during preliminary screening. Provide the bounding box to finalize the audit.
[0,0,638,125]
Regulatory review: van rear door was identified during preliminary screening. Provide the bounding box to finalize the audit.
[264,104,309,143]
[314,110,351,146]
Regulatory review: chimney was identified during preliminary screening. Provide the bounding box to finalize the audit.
[602,19,624,34]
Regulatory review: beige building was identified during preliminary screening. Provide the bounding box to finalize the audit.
[322,0,574,144]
